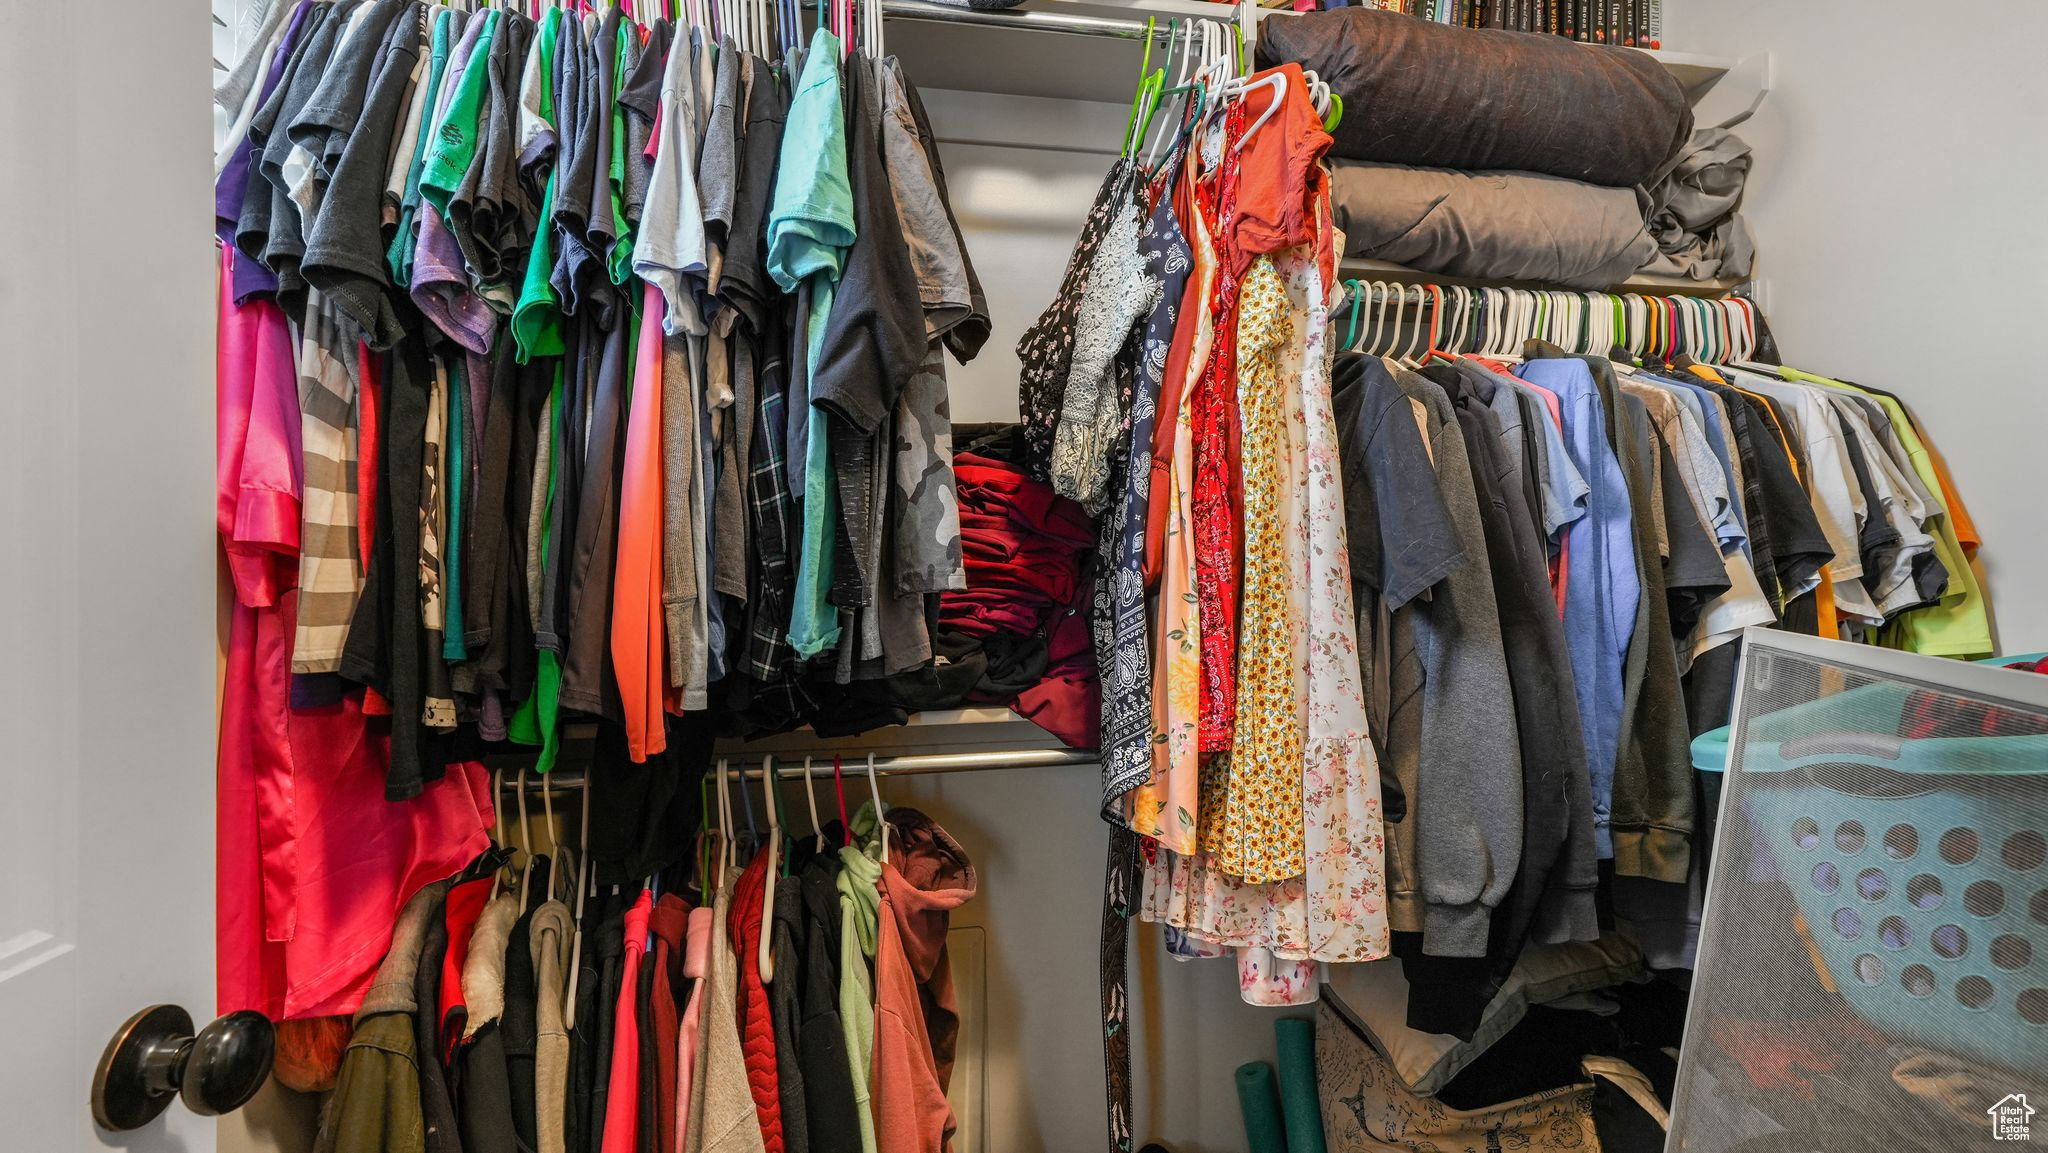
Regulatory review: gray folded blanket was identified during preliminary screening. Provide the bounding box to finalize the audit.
[1328,161,1657,290]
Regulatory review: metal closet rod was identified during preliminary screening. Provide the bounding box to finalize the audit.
[496,746,1099,791]
[878,0,1188,41]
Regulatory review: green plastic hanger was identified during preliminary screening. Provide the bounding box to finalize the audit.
[1120,19,1161,159]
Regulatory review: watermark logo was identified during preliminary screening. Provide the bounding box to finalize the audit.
[1991,1094,2036,1141]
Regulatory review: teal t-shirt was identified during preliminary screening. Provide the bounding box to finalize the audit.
[418,10,500,216]
[768,30,856,659]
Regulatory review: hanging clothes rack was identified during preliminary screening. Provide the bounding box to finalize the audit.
[878,0,1198,43]
[495,747,1099,794]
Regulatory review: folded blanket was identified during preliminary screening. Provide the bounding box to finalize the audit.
[1638,128,1756,282]
[1329,161,1657,290]
[1259,8,1692,188]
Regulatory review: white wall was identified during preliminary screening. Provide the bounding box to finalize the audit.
[1668,0,2047,653]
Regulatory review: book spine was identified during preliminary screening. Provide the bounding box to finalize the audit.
[1646,0,1661,47]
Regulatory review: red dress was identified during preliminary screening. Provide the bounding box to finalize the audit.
[1191,104,1249,755]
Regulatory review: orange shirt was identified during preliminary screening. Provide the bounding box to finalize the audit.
[611,284,668,761]
[1230,63,1332,268]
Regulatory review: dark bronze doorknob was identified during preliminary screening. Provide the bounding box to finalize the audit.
[91,1005,275,1131]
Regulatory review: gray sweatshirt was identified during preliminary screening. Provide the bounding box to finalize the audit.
[1395,371,1525,958]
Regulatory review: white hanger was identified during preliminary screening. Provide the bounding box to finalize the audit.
[563,767,594,1031]
[541,774,562,904]
[1385,285,1409,363]
[517,769,536,902]
[717,758,737,876]
[757,756,780,985]
[865,753,888,866]
[1229,69,1286,154]
[802,756,826,854]
[1401,286,1429,365]
[488,770,507,904]
[1409,286,1425,362]
[1367,280,1391,356]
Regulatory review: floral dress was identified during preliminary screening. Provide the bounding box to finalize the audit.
[1287,198,1389,963]
[1190,105,1247,757]
[1016,162,1130,483]
[1128,163,1217,854]
[1099,185,1194,810]
[1141,182,1390,966]
[1216,254,1306,885]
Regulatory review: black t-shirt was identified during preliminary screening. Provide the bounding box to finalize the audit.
[810,59,927,434]
[1657,434,1735,639]
[1330,354,1467,610]
[720,53,789,337]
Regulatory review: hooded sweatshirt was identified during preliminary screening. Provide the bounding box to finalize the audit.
[676,904,714,1151]
[870,809,977,1153]
[768,874,810,1153]
[648,894,691,1153]
[458,893,521,1153]
[601,890,654,1153]
[315,880,449,1153]
[836,831,884,1153]
[728,851,786,1153]
[797,853,861,1153]
[531,899,576,1153]
[685,865,769,1153]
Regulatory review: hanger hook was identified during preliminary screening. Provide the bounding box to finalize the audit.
[865,753,888,865]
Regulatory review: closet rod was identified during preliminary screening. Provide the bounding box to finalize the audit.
[878,0,1179,42]
[496,747,1099,792]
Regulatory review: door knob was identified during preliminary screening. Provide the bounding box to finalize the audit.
[91,1005,275,1131]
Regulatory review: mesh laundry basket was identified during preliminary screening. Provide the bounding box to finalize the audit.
[1672,634,2048,1152]
[1735,680,2048,1070]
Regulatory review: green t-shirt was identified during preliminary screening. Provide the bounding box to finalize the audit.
[512,10,565,362]
[607,23,637,285]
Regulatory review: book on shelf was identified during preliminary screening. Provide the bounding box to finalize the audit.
[1333,0,1665,50]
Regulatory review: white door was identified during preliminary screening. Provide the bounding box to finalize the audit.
[0,0,221,1147]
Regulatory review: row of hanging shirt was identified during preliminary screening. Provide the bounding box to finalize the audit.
[213,0,991,809]
[1016,55,1994,1016]
[315,756,979,1153]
